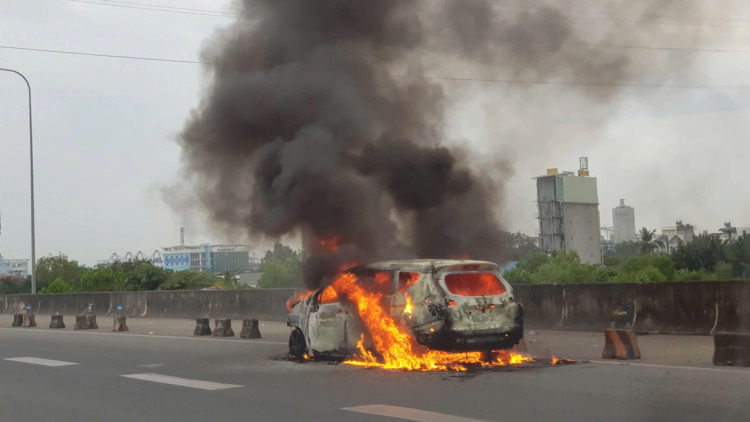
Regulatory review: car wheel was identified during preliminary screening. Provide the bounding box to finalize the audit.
[289,328,307,361]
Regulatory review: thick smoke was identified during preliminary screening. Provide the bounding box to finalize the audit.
[175,0,720,288]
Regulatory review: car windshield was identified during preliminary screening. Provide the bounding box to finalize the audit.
[444,272,506,296]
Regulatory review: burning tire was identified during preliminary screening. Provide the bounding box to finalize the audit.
[289,328,307,361]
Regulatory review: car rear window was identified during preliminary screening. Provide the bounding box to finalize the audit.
[444,273,506,296]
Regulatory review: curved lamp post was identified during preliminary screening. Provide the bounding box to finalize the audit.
[0,68,36,294]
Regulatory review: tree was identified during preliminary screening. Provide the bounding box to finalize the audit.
[158,270,218,291]
[258,243,303,288]
[603,241,639,266]
[40,277,72,294]
[78,267,127,292]
[263,242,300,264]
[503,232,540,261]
[636,228,663,255]
[35,254,88,290]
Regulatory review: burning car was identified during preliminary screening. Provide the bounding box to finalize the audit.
[287,259,523,360]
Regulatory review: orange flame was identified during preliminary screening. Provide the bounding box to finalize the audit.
[404,293,412,315]
[331,272,533,371]
[551,355,559,365]
[318,234,343,253]
[286,290,314,311]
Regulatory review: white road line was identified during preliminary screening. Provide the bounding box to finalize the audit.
[590,360,750,375]
[4,357,78,367]
[121,373,242,391]
[343,405,490,422]
[0,327,286,345]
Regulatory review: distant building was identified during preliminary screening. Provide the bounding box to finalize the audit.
[163,244,251,274]
[0,254,29,278]
[612,199,636,243]
[535,157,601,265]
[658,220,696,253]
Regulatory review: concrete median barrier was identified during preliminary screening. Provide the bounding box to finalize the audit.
[49,314,65,329]
[194,318,212,336]
[713,333,750,367]
[74,315,98,330]
[112,316,128,332]
[602,329,641,360]
[212,318,234,337]
[240,318,261,339]
[11,314,23,327]
[22,314,36,327]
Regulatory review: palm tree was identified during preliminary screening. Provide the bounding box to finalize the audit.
[637,227,664,255]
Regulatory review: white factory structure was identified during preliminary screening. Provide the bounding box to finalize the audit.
[535,157,601,265]
[612,199,636,243]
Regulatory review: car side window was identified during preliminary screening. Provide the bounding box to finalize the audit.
[397,272,421,292]
[355,270,394,295]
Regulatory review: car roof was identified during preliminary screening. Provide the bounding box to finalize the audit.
[359,259,499,272]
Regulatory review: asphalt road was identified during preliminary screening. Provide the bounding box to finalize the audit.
[0,325,749,422]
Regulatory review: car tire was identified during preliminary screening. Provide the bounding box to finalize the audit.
[289,328,307,361]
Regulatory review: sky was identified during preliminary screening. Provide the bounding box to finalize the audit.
[1,0,750,266]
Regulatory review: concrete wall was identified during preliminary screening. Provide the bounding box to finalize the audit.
[1,282,749,334]
[0,289,296,322]
[512,281,750,334]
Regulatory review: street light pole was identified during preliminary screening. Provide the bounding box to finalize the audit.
[0,68,36,294]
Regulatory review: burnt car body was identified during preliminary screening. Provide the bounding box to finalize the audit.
[287,259,523,359]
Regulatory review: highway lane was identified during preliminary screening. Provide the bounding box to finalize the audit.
[1,327,749,422]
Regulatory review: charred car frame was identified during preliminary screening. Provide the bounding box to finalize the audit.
[287,259,523,360]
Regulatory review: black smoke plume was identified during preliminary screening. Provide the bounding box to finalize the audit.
[175,0,720,288]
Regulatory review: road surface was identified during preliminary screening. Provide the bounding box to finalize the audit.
[0,319,748,422]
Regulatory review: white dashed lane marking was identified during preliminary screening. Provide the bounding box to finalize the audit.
[121,373,242,391]
[343,405,490,422]
[4,357,79,367]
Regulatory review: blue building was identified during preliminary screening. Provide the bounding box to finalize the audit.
[162,244,250,274]
[0,254,29,278]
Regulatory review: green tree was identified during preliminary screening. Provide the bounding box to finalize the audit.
[603,241,639,266]
[35,254,89,291]
[78,267,127,292]
[671,234,724,272]
[263,242,300,264]
[530,251,597,284]
[158,270,218,291]
[122,262,171,291]
[40,277,72,294]
[503,232,541,261]
[636,228,663,255]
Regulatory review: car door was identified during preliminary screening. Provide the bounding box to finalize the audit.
[307,286,350,355]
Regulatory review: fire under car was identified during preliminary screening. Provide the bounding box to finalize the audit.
[286,259,524,360]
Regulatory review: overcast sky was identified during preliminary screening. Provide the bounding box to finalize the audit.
[1,0,749,266]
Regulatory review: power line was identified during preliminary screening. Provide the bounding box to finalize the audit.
[2,44,749,90]
[399,74,750,90]
[63,0,235,18]
[0,45,212,65]
[91,0,233,15]
[478,0,750,25]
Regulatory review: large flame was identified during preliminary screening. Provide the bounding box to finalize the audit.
[286,290,314,311]
[331,272,533,371]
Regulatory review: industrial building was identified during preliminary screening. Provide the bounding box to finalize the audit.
[535,158,601,265]
[162,244,251,274]
[612,199,636,243]
[0,254,29,278]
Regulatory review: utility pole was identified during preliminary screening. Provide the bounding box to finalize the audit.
[0,68,36,293]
